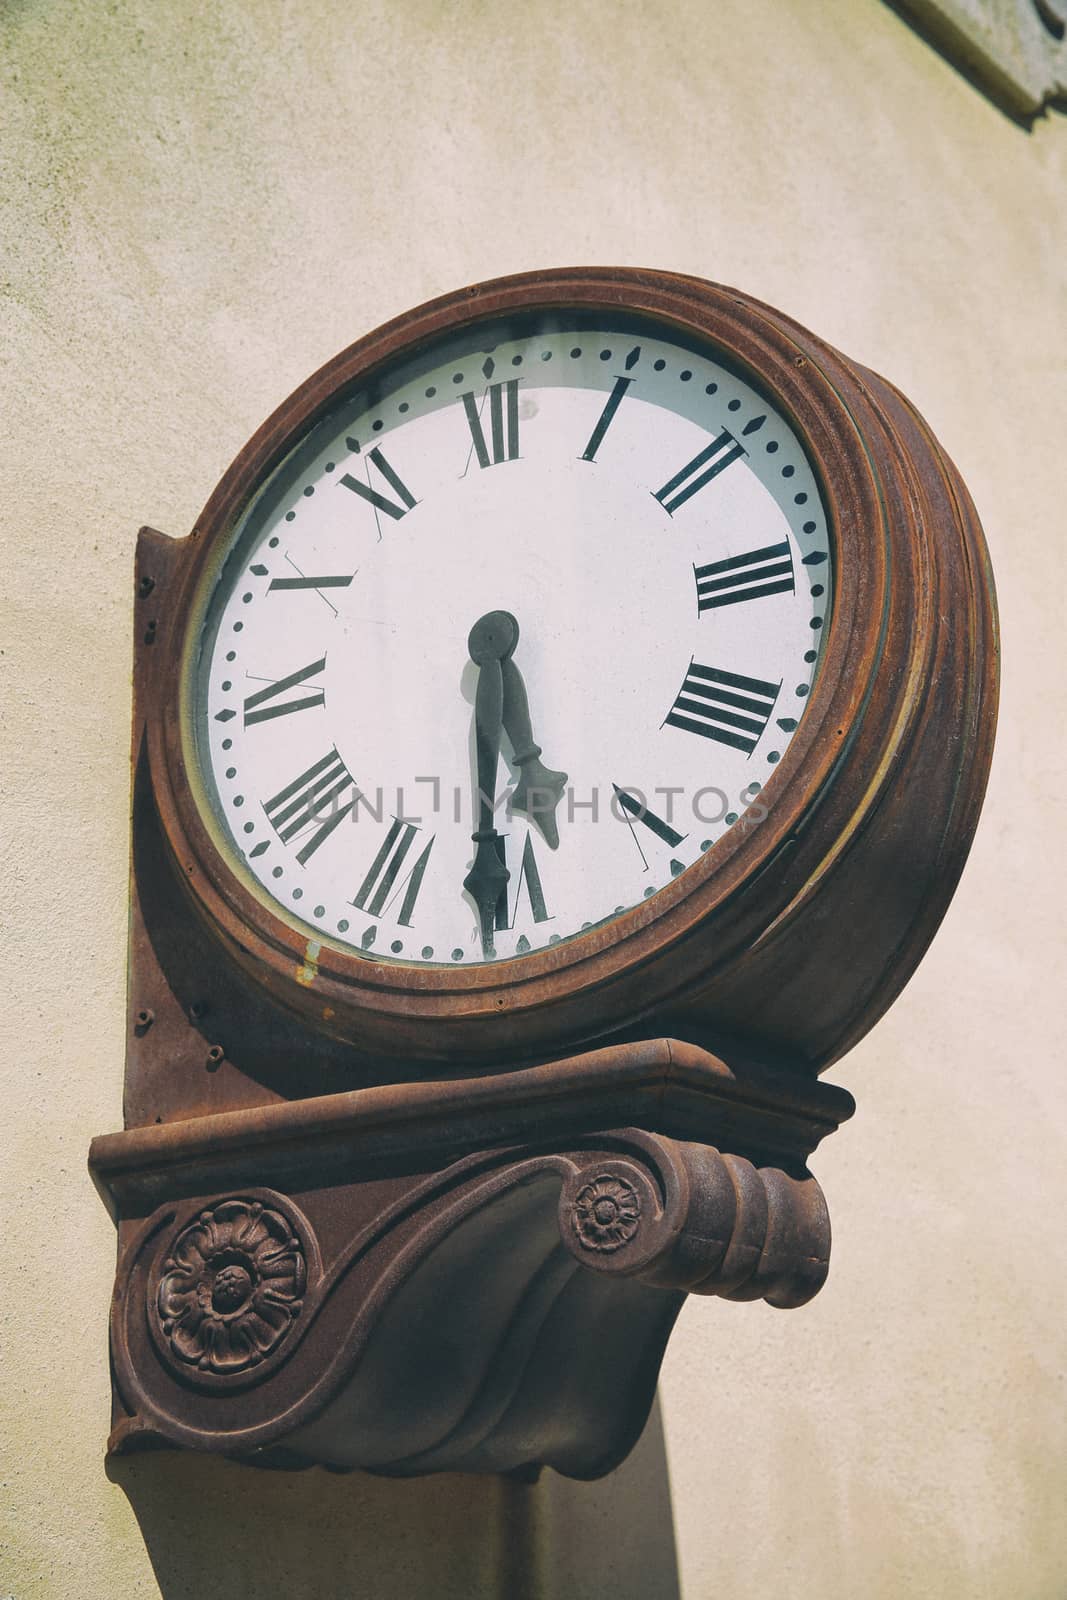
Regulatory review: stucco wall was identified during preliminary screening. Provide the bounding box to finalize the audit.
[2,2,1064,1595]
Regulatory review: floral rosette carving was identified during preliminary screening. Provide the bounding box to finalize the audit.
[572,1173,641,1253]
[156,1198,306,1376]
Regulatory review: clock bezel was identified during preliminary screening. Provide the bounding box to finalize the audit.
[149,267,898,1061]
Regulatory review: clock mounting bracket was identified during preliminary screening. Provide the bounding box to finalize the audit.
[92,1031,853,1477]
[90,266,996,1479]
[99,520,855,1478]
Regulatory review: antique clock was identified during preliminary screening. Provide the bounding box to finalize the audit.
[90,269,997,1478]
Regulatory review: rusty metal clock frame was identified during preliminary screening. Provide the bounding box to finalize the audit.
[149,267,997,1073]
[90,268,997,1479]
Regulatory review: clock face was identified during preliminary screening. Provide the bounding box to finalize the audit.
[190,311,832,968]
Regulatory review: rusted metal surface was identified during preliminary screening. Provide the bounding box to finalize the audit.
[98,1107,833,1476]
[94,267,998,1477]
[91,1036,854,1218]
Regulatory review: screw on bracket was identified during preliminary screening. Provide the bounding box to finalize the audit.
[206,1045,224,1070]
[138,575,156,598]
[134,1007,154,1034]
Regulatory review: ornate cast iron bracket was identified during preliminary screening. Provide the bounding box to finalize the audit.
[90,1040,852,1478]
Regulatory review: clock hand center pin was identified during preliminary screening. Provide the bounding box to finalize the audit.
[467,608,520,666]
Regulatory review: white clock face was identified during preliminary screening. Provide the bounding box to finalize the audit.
[192,313,832,968]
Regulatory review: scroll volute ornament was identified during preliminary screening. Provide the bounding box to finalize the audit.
[90,268,996,1478]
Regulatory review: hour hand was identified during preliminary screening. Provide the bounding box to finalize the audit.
[501,656,567,850]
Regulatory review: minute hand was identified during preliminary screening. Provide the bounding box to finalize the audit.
[501,656,567,850]
[463,614,514,958]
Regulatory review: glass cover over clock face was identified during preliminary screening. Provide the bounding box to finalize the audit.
[192,311,832,968]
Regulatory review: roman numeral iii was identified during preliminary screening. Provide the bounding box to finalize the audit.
[664,663,780,755]
[462,380,520,467]
[263,748,359,865]
[654,429,745,514]
[694,541,795,611]
[352,818,435,925]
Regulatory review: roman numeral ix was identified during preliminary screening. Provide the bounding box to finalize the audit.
[694,541,795,611]
[664,663,781,755]
[654,428,745,514]
[263,748,359,865]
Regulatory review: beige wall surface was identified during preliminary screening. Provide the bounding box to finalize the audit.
[1,1,1064,1596]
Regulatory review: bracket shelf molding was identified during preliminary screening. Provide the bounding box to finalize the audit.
[91,1038,852,1478]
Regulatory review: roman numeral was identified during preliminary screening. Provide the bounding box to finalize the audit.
[268,574,354,593]
[665,663,780,755]
[339,446,417,524]
[654,429,745,514]
[265,564,355,618]
[243,658,326,727]
[510,831,550,926]
[462,380,520,468]
[581,376,632,462]
[613,784,686,870]
[352,817,435,925]
[468,831,551,956]
[263,748,359,865]
[694,541,795,611]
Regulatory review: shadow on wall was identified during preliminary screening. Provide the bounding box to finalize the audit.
[108,1395,680,1600]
